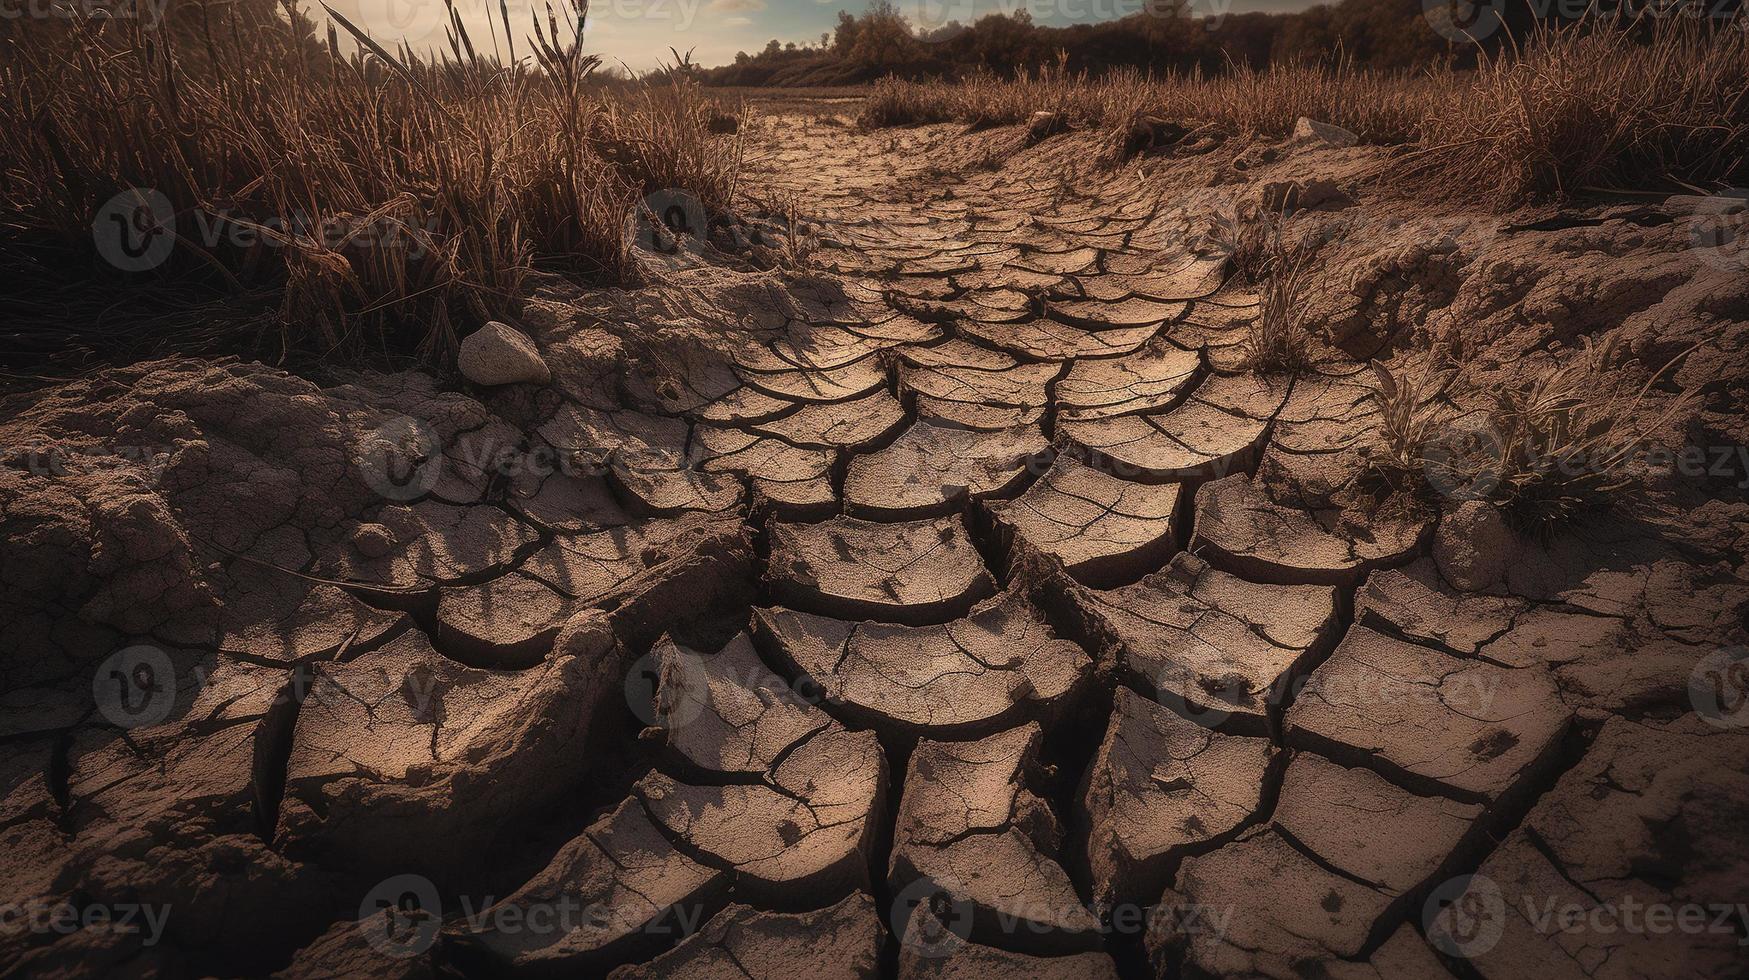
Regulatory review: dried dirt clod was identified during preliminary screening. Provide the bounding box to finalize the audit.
[1047,297,1187,331]
[1146,826,1396,977]
[452,797,729,973]
[889,724,1103,955]
[436,517,731,667]
[694,425,835,518]
[750,388,909,451]
[1189,472,1430,586]
[844,421,1050,521]
[1053,342,1200,421]
[960,318,1160,360]
[1077,553,1338,732]
[314,501,541,594]
[458,320,551,386]
[753,590,1091,739]
[607,893,882,979]
[765,514,997,625]
[985,457,1182,588]
[638,633,886,904]
[275,629,607,889]
[435,569,574,666]
[1,658,331,971]
[1283,625,1572,803]
[1353,558,1530,659]
[1432,499,1520,592]
[637,727,886,904]
[507,467,634,533]
[1434,717,1749,979]
[1272,753,1484,895]
[1059,371,1285,479]
[647,633,827,774]
[1081,687,1276,917]
[611,456,747,517]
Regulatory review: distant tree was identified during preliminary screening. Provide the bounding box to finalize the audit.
[848,0,918,68]
[833,10,860,54]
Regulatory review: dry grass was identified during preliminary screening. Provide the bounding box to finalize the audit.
[1364,338,1701,530]
[1239,215,1317,376]
[859,61,1442,144]
[0,0,742,367]
[860,19,1748,202]
[1408,19,1749,204]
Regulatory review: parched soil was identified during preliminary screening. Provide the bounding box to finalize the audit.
[2,100,1747,979]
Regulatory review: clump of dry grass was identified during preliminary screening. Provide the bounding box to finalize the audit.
[1363,358,1460,491]
[1411,19,1749,205]
[1363,338,1701,530]
[0,0,742,367]
[1238,214,1317,376]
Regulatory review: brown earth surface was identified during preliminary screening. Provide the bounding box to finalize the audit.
[2,98,1747,978]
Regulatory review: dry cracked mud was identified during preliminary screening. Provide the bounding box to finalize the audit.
[2,98,1747,980]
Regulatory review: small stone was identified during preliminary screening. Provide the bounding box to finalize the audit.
[1027,111,1067,144]
[458,320,551,386]
[1433,500,1517,592]
[349,522,395,558]
[1292,116,1360,148]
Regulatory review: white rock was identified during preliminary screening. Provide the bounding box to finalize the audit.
[1292,116,1360,149]
[1433,499,1516,592]
[458,321,550,386]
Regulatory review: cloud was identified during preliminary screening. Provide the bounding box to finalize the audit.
[706,0,766,11]
[724,14,752,24]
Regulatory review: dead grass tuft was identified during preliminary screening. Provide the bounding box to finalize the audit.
[1240,215,1317,376]
[1410,19,1749,205]
[1364,338,1701,530]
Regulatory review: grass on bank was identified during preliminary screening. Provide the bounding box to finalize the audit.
[859,18,1749,203]
[0,0,743,368]
[1363,337,1702,531]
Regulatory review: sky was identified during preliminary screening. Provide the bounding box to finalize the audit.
[310,0,1319,72]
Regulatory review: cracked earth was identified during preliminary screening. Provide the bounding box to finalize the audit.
[3,101,1748,979]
